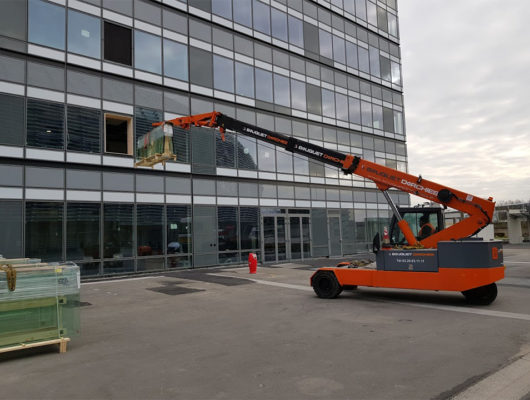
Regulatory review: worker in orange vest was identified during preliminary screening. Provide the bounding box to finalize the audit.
[418,214,435,240]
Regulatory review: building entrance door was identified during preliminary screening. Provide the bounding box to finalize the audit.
[193,205,218,267]
[262,213,310,263]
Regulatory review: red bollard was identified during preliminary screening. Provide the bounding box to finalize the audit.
[248,253,257,274]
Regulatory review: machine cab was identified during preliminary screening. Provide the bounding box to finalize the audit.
[389,206,445,245]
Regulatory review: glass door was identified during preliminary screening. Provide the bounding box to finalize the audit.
[289,217,301,259]
[328,215,342,257]
[262,215,287,262]
[302,216,311,258]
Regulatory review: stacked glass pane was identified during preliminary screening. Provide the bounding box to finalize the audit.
[136,124,173,159]
[0,259,80,348]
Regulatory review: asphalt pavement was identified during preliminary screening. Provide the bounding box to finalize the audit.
[1,245,529,399]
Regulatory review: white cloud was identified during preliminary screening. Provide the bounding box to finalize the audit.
[399,1,530,202]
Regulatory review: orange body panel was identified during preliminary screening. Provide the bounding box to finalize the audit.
[318,266,505,292]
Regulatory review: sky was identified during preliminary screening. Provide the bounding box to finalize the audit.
[398,0,530,204]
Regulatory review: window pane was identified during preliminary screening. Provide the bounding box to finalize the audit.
[218,207,238,251]
[358,46,370,73]
[235,62,254,98]
[216,131,236,168]
[380,56,391,82]
[26,202,63,262]
[290,79,306,111]
[68,10,100,58]
[319,30,333,59]
[240,207,259,250]
[135,30,161,74]
[0,201,23,259]
[255,68,273,103]
[28,0,65,50]
[306,84,322,115]
[346,42,358,69]
[237,136,257,170]
[0,93,24,146]
[335,93,348,121]
[369,46,380,77]
[276,148,293,173]
[394,110,403,134]
[332,35,346,64]
[303,22,319,55]
[67,105,100,153]
[172,126,190,164]
[391,61,401,85]
[137,205,163,256]
[104,203,133,258]
[213,55,234,93]
[288,16,303,48]
[355,0,367,20]
[377,6,388,32]
[294,155,309,175]
[348,97,361,124]
[135,106,163,145]
[322,89,335,119]
[212,0,232,19]
[271,8,287,41]
[273,74,290,107]
[104,22,132,66]
[167,205,192,255]
[388,12,398,37]
[373,104,383,129]
[253,0,271,35]
[189,47,213,87]
[233,0,252,27]
[27,99,64,149]
[67,203,100,261]
[361,101,372,127]
[258,142,276,172]
[164,39,188,81]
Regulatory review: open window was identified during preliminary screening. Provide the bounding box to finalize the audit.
[104,113,132,155]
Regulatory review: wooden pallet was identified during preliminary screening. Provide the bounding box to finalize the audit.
[0,338,70,354]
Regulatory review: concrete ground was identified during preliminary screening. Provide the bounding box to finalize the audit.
[1,245,529,400]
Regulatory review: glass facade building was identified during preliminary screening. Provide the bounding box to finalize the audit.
[0,0,409,277]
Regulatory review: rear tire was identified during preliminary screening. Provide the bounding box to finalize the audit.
[462,283,497,305]
[312,271,343,299]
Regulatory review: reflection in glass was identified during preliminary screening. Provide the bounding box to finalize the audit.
[294,155,309,175]
[103,204,133,258]
[335,93,348,122]
[355,0,367,21]
[213,55,234,93]
[391,61,401,85]
[373,105,383,129]
[288,16,303,48]
[273,74,290,108]
[361,101,372,127]
[235,62,255,98]
[212,0,232,19]
[321,89,336,119]
[346,42,359,69]
[137,205,163,256]
[167,205,192,254]
[358,46,370,74]
[233,0,252,28]
[26,202,63,262]
[394,111,403,134]
[68,10,100,58]
[271,8,287,41]
[67,203,100,261]
[332,36,346,64]
[369,46,380,77]
[164,39,188,81]
[255,69,273,103]
[258,142,276,172]
[218,207,238,251]
[253,0,271,35]
[237,136,258,170]
[134,30,161,74]
[28,0,65,50]
[290,79,306,111]
[240,207,259,250]
[276,148,293,174]
[319,30,333,59]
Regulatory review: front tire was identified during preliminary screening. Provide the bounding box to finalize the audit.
[462,283,497,305]
[312,271,343,299]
